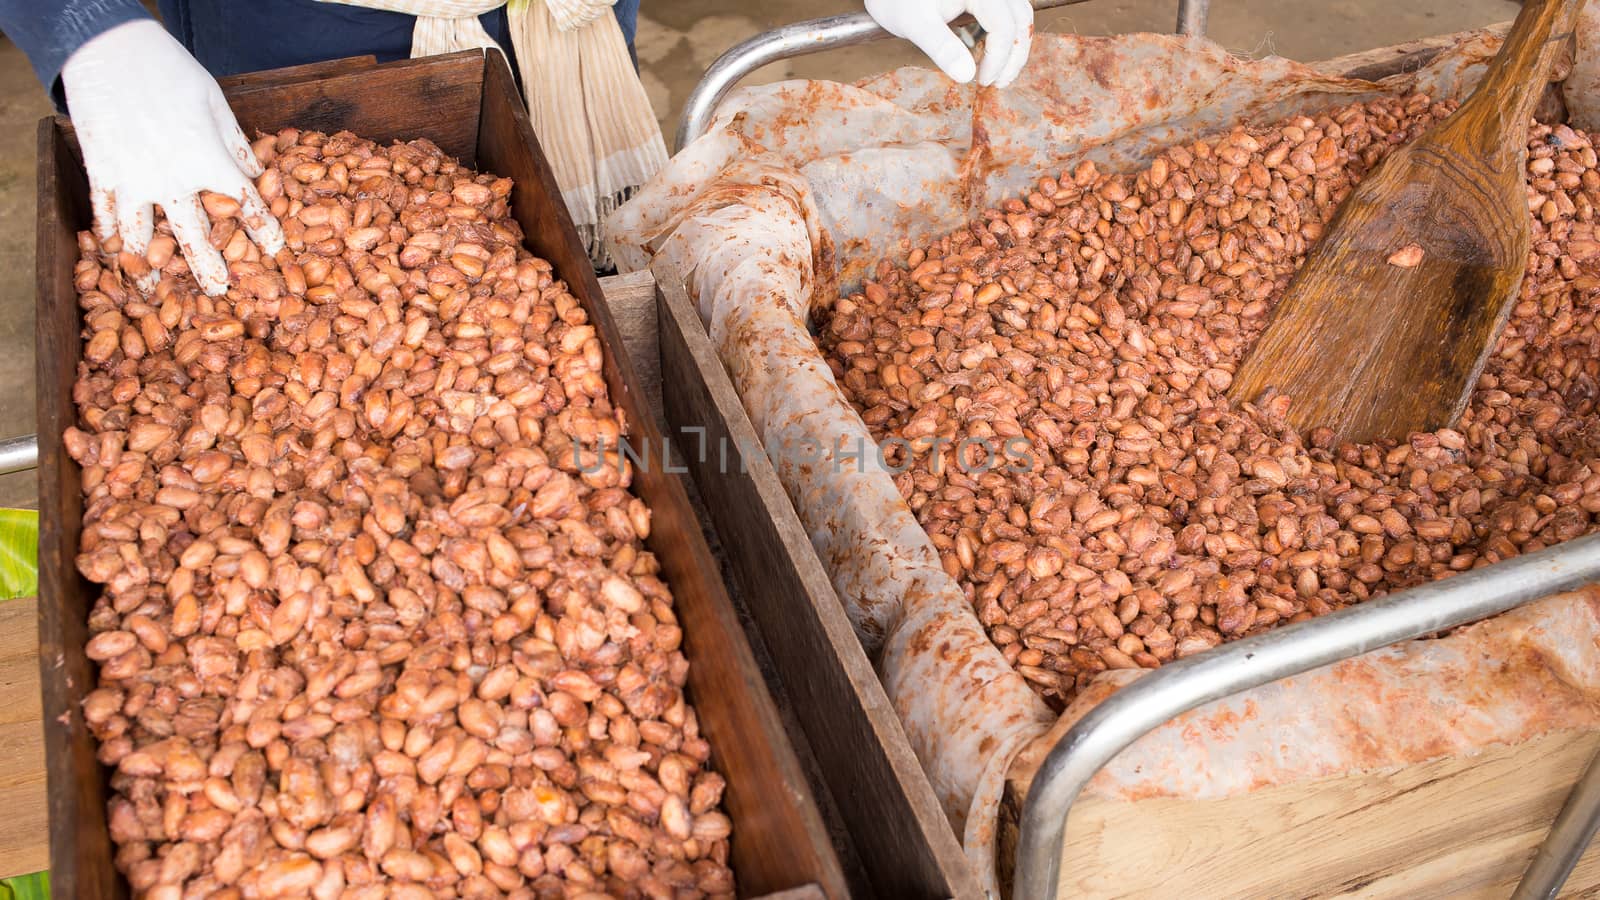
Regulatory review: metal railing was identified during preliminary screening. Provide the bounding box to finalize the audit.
[0,435,35,476]
[675,0,1212,151]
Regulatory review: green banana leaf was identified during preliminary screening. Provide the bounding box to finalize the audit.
[0,508,38,601]
[0,511,44,896]
[0,871,48,900]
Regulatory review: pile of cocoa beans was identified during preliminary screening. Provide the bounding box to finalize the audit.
[822,94,1600,707]
[68,128,734,898]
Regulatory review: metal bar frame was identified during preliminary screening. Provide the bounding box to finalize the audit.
[674,0,1203,151]
[674,7,1600,899]
[0,435,36,477]
[1176,0,1211,36]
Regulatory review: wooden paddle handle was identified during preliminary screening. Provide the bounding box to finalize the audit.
[1463,0,1582,145]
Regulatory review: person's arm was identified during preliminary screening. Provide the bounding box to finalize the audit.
[0,0,152,98]
[1,11,284,296]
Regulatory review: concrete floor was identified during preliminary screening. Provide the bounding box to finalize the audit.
[0,0,1519,507]
[0,38,53,508]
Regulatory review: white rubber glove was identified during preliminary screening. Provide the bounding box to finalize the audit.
[60,20,284,296]
[864,0,1034,87]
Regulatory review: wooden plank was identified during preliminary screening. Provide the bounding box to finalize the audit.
[1311,22,1511,80]
[753,886,828,900]
[636,279,870,894]
[223,52,485,163]
[216,55,379,91]
[656,272,983,899]
[475,51,848,898]
[597,271,872,895]
[0,597,45,880]
[35,115,116,900]
[596,270,663,426]
[1006,727,1600,899]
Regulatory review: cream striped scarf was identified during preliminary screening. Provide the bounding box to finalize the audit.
[315,0,667,268]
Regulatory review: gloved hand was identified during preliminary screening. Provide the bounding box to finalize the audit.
[60,20,284,296]
[864,0,1034,88]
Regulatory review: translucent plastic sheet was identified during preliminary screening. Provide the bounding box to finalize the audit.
[611,29,1524,893]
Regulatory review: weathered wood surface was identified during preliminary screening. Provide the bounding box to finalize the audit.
[1006,727,1600,899]
[215,55,380,91]
[656,272,984,899]
[752,887,828,900]
[0,596,45,880]
[597,269,664,424]
[35,107,115,900]
[1309,22,1511,80]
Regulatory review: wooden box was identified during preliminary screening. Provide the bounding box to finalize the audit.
[651,21,1600,900]
[36,52,848,899]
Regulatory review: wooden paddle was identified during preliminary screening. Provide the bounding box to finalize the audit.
[1229,0,1581,445]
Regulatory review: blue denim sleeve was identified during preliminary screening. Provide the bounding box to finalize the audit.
[0,0,154,91]
[613,0,640,68]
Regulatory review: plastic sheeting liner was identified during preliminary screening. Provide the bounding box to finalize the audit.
[611,27,1586,892]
